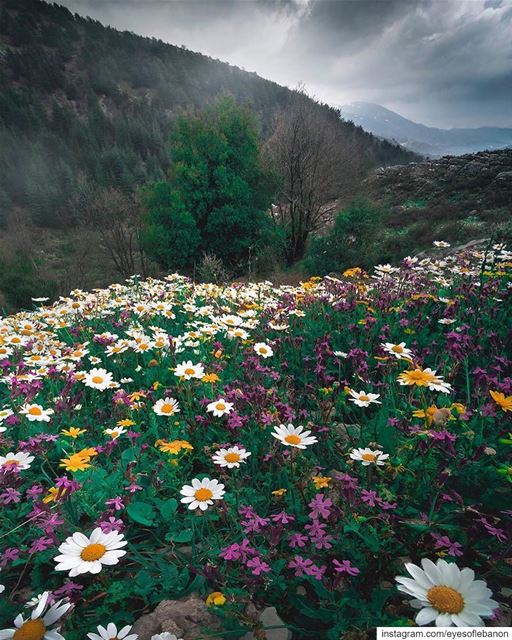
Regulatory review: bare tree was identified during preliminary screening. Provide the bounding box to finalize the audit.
[74,185,148,279]
[264,90,363,264]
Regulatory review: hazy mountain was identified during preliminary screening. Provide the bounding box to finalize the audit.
[339,102,512,157]
[0,0,418,231]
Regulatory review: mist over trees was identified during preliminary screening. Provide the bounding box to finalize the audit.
[0,0,420,309]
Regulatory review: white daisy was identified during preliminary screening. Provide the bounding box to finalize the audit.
[268,322,288,332]
[104,427,127,440]
[19,403,54,422]
[0,345,13,358]
[174,360,205,380]
[206,398,234,417]
[83,368,114,391]
[374,264,400,277]
[433,241,451,248]
[212,446,251,468]
[396,558,498,627]
[254,342,273,358]
[105,343,129,357]
[219,314,243,327]
[348,390,381,407]
[87,623,138,640]
[0,408,14,423]
[0,451,35,471]
[382,342,413,360]
[25,593,47,609]
[271,424,318,450]
[349,447,389,466]
[152,397,180,417]
[180,477,225,511]
[54,528,127,577]
[226,327,249,340]
[0,591,71,640]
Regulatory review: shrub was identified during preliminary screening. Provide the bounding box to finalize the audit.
[142,95,277,274]
[304,197,387,274]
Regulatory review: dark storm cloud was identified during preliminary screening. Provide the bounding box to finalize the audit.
[55,0,512,128]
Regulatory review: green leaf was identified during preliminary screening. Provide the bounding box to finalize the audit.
[169,528,193,543]
[134,569,155,597]
[158,498,178,520]
[127,501,156,526]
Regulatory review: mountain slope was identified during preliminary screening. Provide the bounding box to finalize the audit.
[339,102,512,157]
[361,148,512,255]
[0,0,418,232]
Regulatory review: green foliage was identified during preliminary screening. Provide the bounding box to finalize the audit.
[304,197,388,274]
[403,198,426,209]
[142,96,277,272]
[0,253,57,310]
[140,182,200,270]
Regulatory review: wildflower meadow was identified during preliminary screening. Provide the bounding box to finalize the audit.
[0,243,511,638]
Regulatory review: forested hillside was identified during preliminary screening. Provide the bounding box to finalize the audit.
[0,0,420,310]
[0,0,417,232]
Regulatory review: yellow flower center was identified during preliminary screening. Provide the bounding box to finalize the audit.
[362,453,377,462]
[92,376,104,384]
[28,407,42,416]
[224,452,240,463]
[195,488,213,501]
[215,403,226,411]
[392,345,404,353]
[285,434,301,445]
[80,543,106,561]
[161,403,173,414]
[184,368,195,376]
[13,619,46,640]
[359,395,370,402]
[427,585,464,614]
[3,459,20,467]
[258,347,268,354]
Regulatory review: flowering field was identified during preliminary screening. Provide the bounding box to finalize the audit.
[0,244,511,639]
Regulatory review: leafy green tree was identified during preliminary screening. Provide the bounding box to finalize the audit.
[142,95,277,272]
[140,182,200,271]
[304,197,387,275]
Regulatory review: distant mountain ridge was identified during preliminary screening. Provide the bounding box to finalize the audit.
[339,102,512,157]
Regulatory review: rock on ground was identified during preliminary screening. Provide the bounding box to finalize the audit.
[132,593,222,640]
[133,597,292,640]
[241,607,292,640]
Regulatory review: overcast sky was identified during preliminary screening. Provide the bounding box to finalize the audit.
[55,0,512,128]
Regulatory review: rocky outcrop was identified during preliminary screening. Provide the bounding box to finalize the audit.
[132,595,292,640]
[358,148,511,250]
[366,149,512,209]
[132,593,222,640]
